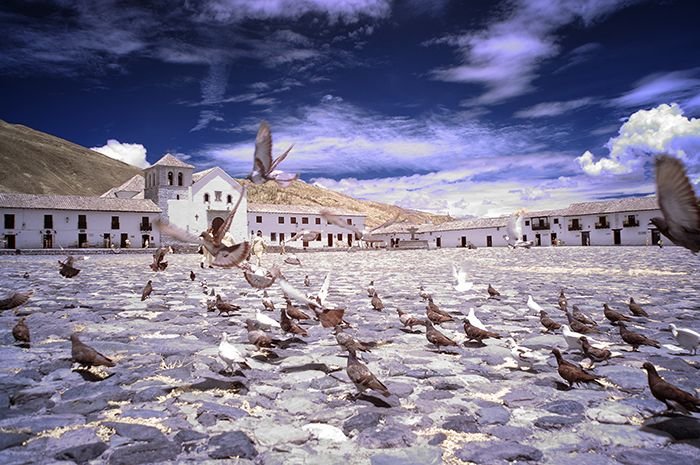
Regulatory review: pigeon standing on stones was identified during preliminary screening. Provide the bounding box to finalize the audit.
[651,155,700,254]
[426,303,453,325]
[285,299,311,321]
[603,303,631,325]
[304,275,311,287]
[426,296,452,319]
[280,307,308,336]
[539,310,561,332]
[0,290,33,311]
[487,284,500,298]
[141,280,153,301]
[463,320,501,343]
[466,308,487,330]
[262,290,275,311]
[505,338,547,371]
[70,334,115,368]
[618,322,660,351]
[565,310,601,335]
[642,362,700,414]
[247,120,298,187]
[628,297,648,317]
[558,290,568,310]
[345,348,390,398]
[219,332,247,374]
[12,317,30,346]
[335,327,371,353]
[579,336,611,363]
[371,291,384,311]
[423,320,458,352]
[571,305,598,326]
[551,348,603,389]
[418,286,431,301]
[397,309,423,331]
[366,281,376,298]
[190,270,196,282]
[527,295,544,313]
[215,294,240,316]
[668,324,700,355]
[245,320,273,350]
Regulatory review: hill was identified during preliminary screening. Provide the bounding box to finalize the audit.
[0,119,141,196]
[0,119,452,227]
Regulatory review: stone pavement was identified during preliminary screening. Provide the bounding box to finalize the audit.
[0,246,698,464]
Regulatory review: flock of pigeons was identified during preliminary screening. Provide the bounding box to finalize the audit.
[1,122,699,421]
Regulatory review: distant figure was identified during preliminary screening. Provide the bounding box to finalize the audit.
[125,238,131,248]
[144,238,150,248]
[201,227,214,268]
[280,239,286,255]
[251,230,267,266]
[657,238,663,248]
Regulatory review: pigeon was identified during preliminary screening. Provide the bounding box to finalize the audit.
[190,270,196,282]
[642,362,700,414]
[320,209,400,244]
[423,320,458,351]
[141,280,153,301]
[149,247,169,272]
[558,290,568,310]
[418,286,431,301]
[278,277,348,328]
[527,295,544,313]
[335,327,371,353]
[58,256,81,278]
[603,303,631,325]
[371,291,384,311]
[247,120,298,187]
[70,333,115,368]
[397,309,423,331]
[504,209,534,248]
[0,290,33,311]
[280,307,307,336]
[452,265,473,293]
[366,280,376,298]
[303,275,311,287]
[628,297,648,317]
[262,290,275,311]
[551,348,603,389]
[651,155,700,254]
[290,230,321,242]
[156,186,251,268]
[539,310,561,332]
[314,273,331,308]
[571,305,598,326]
[561,324,609,352]
[245,319,273,349]
[579,336,611,363]
[618,322,660,351]
[243,264,281,289]
[22,272,29,279]
[285,299,311,320]
[12,317,30,346]
[346,348,390,398]
[216,294,240,316]
[426,296,452,319]
[668,323,700,355]
[426,305,453,324]
[219,332,247,374]
[565,310,601,335]
[256,309,281,331]
[284,254,302,266]
[463,319,501,343]
[487,284,500,298]
[466,308,487,331]
[505,337,548,371]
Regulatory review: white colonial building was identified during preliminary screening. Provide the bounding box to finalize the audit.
[247,204,366,249]
[0,193,161,249]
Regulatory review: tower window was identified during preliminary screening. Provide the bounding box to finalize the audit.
[167,172,174,186]
[227,194,232,204]
[204,193,210,203]
[178,172,183,186]
[215,191,222,202]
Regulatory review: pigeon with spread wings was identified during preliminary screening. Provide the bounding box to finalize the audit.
[156,187,251,268]
[504,209,533,249]
[320,209,400,244]
[289,230,321,242]
[247,120,298,187]
[651,155,700,253]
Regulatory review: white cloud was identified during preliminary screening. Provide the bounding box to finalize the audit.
[191,110,225,132]
[515,97,595,118]
[90,139,150,168]
[613,70,700,108]
[577,103,700,176]
[427,0,634,104]
[199,0,391,23]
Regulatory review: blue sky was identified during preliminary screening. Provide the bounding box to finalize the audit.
[1,0,700,217]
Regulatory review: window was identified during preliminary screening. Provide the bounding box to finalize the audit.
[271,232,277,242]
[204,193,210,203]
[337,233,343,240]
[316,233,322,241]
[111,216,120,229]
[176,195,180,200]
[315,217,321,225]
[553,218,559,224]
[256,216,262,223]
[167,171,174,185]
[525,220,530,226]
[177,172,183,186]
[227,195,232,204]
[302,217,308,224]
[278,216,285,224]
[346,218,352,225]
[215,191,222,202]
[4,214,14,229]
[291,217,297,224]
[140,216,151,231]
[44,214,53,229]
[78,215,87,229]
[279,233,285,242]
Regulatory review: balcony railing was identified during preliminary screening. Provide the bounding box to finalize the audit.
[567,224,582,231]
[622,219,639,227]
[594,222,609,229]
[531,222,550,231]
[140,223,152,231]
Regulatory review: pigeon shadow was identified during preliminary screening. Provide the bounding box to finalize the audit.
[642,416,700,444]
[347,393,392,408]
[463,341,487,348]
[189,377,248,394]
[553,381,573,391]
[73,369,115,382]
[281,363,342,375]
[399,328,422,334]
[250,350,282,363]
[274,337,308,348]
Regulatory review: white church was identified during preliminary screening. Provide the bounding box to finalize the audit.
[0,154,365,250]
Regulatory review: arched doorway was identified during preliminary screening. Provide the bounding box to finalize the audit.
[211,217,225,236]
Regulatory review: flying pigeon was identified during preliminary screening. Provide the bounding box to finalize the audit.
[156,187,251,268]
[668,323,699,355]
[452,265,473,293]
[290,230,321,242]
[70,333,115,368]
[320,209,400,244]
[149,247,169,272]
[0,290,33,311]
[58,256,81,278]
[247,120,298,187]
[651,155,700,254]
[504,209,534,249]
[284,254,302,266]
[642,362,700,414]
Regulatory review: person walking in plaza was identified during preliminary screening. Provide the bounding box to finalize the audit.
[251,230,267,267]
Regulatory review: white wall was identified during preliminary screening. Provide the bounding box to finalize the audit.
[1,209,160,249]
[246,211,366,248]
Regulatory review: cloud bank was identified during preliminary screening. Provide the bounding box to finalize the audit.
[91,139,150,168]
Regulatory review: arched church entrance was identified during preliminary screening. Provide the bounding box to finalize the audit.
[211,217,225,236]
